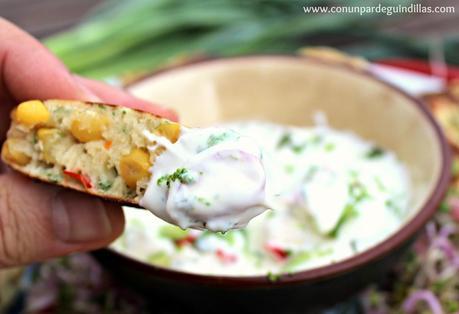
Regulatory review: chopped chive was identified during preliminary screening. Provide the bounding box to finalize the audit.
[196,196,211,207]
[159,225,189,240]
[439,201,450,213]
[329,204,358,238]
[98,180,113,191]
[147,251,171,267]
[207,131,238,148]
[277,132,292,149]
[284,164,295,174]
[365,146,385,159]
[324,142,335,152]
[267,272,281,282]
[385,199,403,218]
[157,168,195,187]
[282,251,311,272]
[291,144,306,154]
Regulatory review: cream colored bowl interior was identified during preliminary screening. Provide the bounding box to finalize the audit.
[128,56,442,219]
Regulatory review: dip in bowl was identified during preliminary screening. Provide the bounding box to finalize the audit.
[94,56,450,312]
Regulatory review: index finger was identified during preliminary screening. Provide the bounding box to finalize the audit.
[0,18,177,139]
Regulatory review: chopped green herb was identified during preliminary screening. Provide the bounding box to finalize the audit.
[97,104,106,110]
[446,299,459,312]
[324,142,335,152]
[45,171,62,184]
[439,201,450,213]
[374,176,386,191]
[365,146,385,159]
[277,132,307,153]
[157,168,195,187]
[159,225,189,240]
[98,180,113,191]
[304,166,319,181]
[385,199,403,218]
[277,133,292,149]
[291,144,306,154]
[207,131,238,148]
[267,272,281,282]
[310,134,323,144]
[196,196,211,207]
[284,164,295,174]
[431,279,447,294]
[349,181,369,202]
[329,204,358,238]
[283,251,312,272]
[147,251,171,267]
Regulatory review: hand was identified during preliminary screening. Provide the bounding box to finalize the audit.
[0,18,176,268]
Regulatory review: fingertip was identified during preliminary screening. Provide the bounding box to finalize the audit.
[75,76,179,121]
[103,201,125,240]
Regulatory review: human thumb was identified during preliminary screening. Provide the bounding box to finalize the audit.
[0,172,124,268]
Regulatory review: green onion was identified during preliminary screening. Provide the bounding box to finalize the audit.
[328,204,358,238]
[267,271,281,282]
[147,251,171,267]
[199,230,237,245]
[44,0,406,79]
[365,146,385,159]
[282,251,312,272]
[158,225,189,240]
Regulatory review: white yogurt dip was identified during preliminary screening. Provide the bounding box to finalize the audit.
[113,120,410,276]
[140,127,268,231]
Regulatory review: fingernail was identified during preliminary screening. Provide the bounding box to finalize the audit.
[78,84,101,102]
[52,191,112,243]
[73,75,101,102]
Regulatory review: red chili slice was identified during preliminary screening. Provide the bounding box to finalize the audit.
[63,170,93,189]
[216,249,237,264]
[265,244,291,261]
[175,235,196,247]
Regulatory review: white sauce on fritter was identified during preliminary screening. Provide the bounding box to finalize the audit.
[117,120,410,276]
[140,127,268,231]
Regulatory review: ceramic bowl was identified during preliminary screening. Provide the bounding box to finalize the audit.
[94,56,450,312]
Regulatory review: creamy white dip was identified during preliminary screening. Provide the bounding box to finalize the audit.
[140,127,268,231]
[113,120,410,276]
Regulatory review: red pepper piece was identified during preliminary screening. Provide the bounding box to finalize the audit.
[63,170,93,190]
[175,235,196,247]
[216,249,237,264]
[103,140,113,150]
[265,244,291,261]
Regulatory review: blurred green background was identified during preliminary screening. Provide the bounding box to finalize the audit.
[1,0,458,79]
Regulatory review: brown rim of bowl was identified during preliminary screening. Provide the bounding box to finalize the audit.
[104,55,451,288]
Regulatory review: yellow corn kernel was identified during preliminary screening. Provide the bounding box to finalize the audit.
[70,111,110,143]
[37,128,60,141]
[16,100,50,127]
[37,128,60,163]
[1,140,31,166]
[156,121,180,143]
[119,148,151,188]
